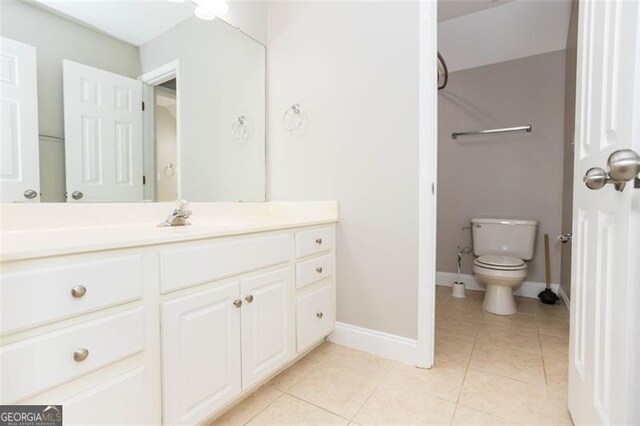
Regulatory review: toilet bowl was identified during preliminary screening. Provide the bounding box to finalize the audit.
[473,255,527,315]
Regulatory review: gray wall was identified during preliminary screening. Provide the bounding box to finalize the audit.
[437,50,566,284]
[0,0,141,202]
[267,2,420,339]
[561,1,579,299]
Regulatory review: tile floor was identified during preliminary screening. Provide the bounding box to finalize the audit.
[211,287,572,425]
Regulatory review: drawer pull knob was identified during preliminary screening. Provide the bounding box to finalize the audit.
[245,294,254,303]
[71,285,87,298]
[316,267,323,274]
[315,238,323,245]
[73,348,89,362]
[316,312,324,319]
[234,299,243,308]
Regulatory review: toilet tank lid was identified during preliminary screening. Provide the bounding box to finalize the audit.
[471,218,538,226]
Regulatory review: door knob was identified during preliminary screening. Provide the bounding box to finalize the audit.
[584,149,640,192]
[558,233,572,244]
[233,299,243,308]
[71,191,84,200]
[23,189,38,199]
[245,294,254,303]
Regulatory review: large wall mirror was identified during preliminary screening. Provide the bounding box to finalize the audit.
[0,0,266,203]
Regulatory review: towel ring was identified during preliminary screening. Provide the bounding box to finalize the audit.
[164,163,175,177]
[231,116,249,140]
[283,104,305,131]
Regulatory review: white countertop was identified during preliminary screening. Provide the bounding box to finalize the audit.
[0,202,338,261]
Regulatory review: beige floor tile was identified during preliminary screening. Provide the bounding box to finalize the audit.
[247,394,348,425]
[383,363,466,402]
[535,302,569,320]
[325,345,397,378]
[476,324,541,354]
[515,297,538,316]
[459,369,546,423]
[536,316,569,338]
[544,356,569,402]
[288,363,379,419]
[435,333,475,368]
[481,312,538,332]
[540,334,569,360]
[536,397,574,425]
[452,405,513,425]
[353,382,456,424]
[436,312,483,341]
[212,385,282,425]
[270,352,325,392]
[470,344,545,386]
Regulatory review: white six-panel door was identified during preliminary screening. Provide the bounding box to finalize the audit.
[63,60,143,202]
[569,0,640,424]
[240,268,293,389]
[0,37,40,202]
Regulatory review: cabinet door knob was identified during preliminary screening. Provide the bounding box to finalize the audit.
[315,238,323,245]
[23,189,38,199]
[71,285,87,298]
[73,348,89,362]
[71,191,84,200]
[234,299,243,308]
[316,267,323,274]
[316,312,324,319]
[245,294,254,303]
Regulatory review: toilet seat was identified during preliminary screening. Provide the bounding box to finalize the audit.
[474,255,526,271]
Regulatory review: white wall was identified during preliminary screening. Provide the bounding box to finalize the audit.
[140,17,266,202]
[0,0,141,202]
[267,2,421,339]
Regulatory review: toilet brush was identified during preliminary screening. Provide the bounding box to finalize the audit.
[538,234,559,305]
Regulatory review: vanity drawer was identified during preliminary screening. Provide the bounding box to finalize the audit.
[295,226,333,258]
[0,308,144,403]
[159,234,290,293]
[63,367,147,425]
[296,283,334,353]
[1,255,143,335]
[295,253,334,290]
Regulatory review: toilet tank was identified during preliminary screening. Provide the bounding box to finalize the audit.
[471,218,538,260]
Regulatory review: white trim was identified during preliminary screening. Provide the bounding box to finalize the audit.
[328,322,418,366]
[417,0,438,369]
[436,271,561,299]
[558,285,571,310]
[139,60,182,200]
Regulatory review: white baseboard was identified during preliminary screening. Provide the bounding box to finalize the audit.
[328,322,418,365]
[436,271,561,299]
[558,285,571,310]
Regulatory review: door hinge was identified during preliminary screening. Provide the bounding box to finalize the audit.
[432,183,435,194]
[142,101,145,111]
[143,175,146,185]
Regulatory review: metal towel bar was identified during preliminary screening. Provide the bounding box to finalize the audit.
[452,125,532,140]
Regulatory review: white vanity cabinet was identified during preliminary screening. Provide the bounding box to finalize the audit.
[161,282,242,425]
[0,221,336,426]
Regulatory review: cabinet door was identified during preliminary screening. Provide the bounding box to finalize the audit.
[241,268,293,389]
[162,282,241,425]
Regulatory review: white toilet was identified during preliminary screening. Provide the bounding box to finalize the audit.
[471,218,538,315]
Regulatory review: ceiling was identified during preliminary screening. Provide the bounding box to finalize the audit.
[32,0,197,46]
[438,0,515,22]
[438,0,573,72]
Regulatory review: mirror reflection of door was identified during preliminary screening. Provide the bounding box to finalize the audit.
[155,81,178,202]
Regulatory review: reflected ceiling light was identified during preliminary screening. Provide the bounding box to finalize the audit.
[194,5,216,20]
[189,0,229,20]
